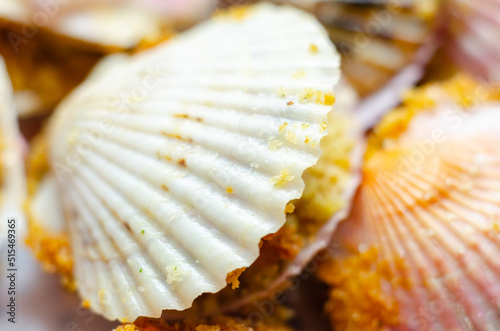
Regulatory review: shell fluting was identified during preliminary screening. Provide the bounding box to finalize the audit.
[46,4,341,321]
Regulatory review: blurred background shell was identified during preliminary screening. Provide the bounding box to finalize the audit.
[444,0,500,82]
[0,0,210,119]
[318,75,500,330]
[0,56,26,246]
[276,0,441,97]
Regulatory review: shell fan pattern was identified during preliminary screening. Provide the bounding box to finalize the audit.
[44,3,343,322]
[318,75,500,331]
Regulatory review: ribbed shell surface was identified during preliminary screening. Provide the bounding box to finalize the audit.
[47,3,341,321]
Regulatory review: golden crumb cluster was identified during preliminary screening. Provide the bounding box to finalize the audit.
[366,74,500,159]
[293,111,356,238]
[317,249,400,331]
[213,4,253,21]
[24,133,75,289]
[115,315,293,331]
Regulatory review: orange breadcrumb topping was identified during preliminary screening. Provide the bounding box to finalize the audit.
[226,268,246,289]
[294,112,354,237]
[299,88,335,105]
[214,4,252,21]
[82,299,91,309]
[25,133,75,290]
[116,315,293,331]
[270,169,294,187]
[317,248,400,331]
[25,221,75,290]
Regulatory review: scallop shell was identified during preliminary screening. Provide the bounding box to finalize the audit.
[0,57,26,244]
[309,0,440,96]
[320,77,500,330]
[445,0,500,81]
[45,3,341,321]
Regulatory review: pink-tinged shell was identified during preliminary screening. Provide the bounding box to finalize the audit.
[445,0,500,81]
[327,100,500,330]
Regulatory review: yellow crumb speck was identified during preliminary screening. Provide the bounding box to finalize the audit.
[301,123,309,129]
[98,289,106,303]
[320,121,328,132]
[286,131,298,144]
[310,44,318,54]
[226,267,245,289]
[82,299,91,309]
[215,4,251,21]
[166,265,183,284]
[226,185,233,194]
[324,94,335,105]
[293,70,307,79]
[115,324,135,331]
[299,88,335,105]
[268,138,283,151]
[270,169,294,187]
[279,122,288,134]
[285,202,295,214]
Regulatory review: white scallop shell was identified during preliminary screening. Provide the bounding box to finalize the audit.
[331,102,500,330]
[46,3,341,321]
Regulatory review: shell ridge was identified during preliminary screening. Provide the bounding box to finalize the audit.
[365,175,455,325]
[69,168,217,314]
[72,162,223,288]
[81,134,299,231]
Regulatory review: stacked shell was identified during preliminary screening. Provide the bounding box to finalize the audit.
[26,3,362,323]
[318,75,500,330]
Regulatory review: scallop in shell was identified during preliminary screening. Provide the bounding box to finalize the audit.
[42,3,343,322]
[318,75,500,330]
[0,56,26,244]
